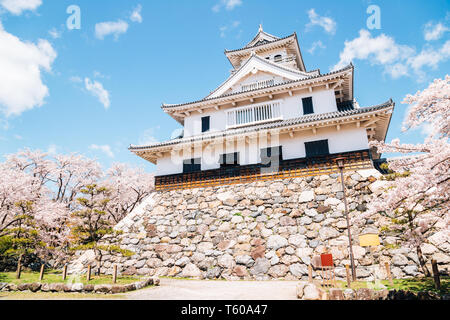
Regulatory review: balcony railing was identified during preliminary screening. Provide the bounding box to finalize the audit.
[274,55,296,63]
[241,79,275,92]
[227,101,282,128]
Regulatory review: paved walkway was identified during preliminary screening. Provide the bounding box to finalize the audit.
[125,278,299,300]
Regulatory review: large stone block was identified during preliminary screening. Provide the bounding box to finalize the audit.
[181,263,202,278]
[299,191,315,203]
[250,258,271,275]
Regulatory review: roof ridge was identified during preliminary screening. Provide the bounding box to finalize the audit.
[225,33,296,54]
[244,29,280,49]
[134,99,393,150]
[162,64,353,109]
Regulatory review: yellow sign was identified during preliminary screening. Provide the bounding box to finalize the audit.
[359,233,380,247]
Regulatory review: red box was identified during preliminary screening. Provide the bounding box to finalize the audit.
[320,254,334,267]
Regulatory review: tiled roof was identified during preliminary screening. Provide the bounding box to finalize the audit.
[225,33,295,54]
[131,99,394,151]
[162,64,353,110]
[205,54,314,100]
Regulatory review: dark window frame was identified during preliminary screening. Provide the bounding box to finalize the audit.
[305,140,330,158]
[201,116,210,133]
[302,97,314,115]
[183,158,201,173]
[260,146,283,167]
[219,152,240,168]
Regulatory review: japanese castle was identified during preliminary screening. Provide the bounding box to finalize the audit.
[130,26,394,190]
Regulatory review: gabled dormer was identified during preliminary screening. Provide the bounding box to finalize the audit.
[225,25,307,72]
[245,25,279,48]
[206,53,314,99]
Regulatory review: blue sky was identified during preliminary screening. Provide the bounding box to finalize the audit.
[0,0,449,173]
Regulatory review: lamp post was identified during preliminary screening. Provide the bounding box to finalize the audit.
[335,157,356,282]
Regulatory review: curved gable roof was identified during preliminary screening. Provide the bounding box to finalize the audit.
[244,27,280,48]
[206,54,312,99]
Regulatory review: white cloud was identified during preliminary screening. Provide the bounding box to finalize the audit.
[219,21,241,38]
[89,144,114,158]
[48,28,62,39]
[69,76,82,83]
[95,20,129,40]
[424,22,449,41]
[308,40,326,54]
[0,0,42,15]
[130,4,143,23]
[384,63,409,79]
[0,22,57,117]
[139,127,160,146]
[407,40,450,79]
[93,70,109,79]
[306,9,336,35]
[0,118,8,130]
[333,30,414,70]
[333,29,450,82]
[212,0,242,12]
[47,144,58,155]
[84,78,110,109]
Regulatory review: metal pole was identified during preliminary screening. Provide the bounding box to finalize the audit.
[339,165,357,281]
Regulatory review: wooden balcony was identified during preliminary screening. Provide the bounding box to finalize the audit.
[226,100,282,128]
[241,79,275,92]
[155,149,373,191]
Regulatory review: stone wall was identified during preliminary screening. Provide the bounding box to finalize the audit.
[68,169,450,281]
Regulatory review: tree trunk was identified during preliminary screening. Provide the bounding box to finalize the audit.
[94,248,102,276]
[416,245,431,277]
[16,254,23,279]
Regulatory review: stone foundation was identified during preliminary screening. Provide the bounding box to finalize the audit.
[0,277,159,294]
[296,282,447,300]
[68,169,450,281]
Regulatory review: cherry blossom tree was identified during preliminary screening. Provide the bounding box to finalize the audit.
[3,150,104,264]
[104,163,155,223]
[0,162,40,238]
[363,75,449,276]
[0,149,154,270]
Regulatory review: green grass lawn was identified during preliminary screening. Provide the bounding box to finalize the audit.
[330,276,449,294]
[0,271,143,285]
[0,291,126,300]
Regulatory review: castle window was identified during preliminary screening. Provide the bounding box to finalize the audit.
[183,158,201,173]
[201,116,210,133]
[302,97,314,115]
[219,152,240,168]
[260,146,283,169]
[305,140,329,158]
[274,54,282,62]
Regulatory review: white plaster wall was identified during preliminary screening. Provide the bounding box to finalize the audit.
[281,126,369,160]
[156,154,182,176]
[183,88,338,138]
[155,125,368,176]
[184,110,228,137]
[282,89,337,119]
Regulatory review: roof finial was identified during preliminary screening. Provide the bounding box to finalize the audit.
[259,23,263,32]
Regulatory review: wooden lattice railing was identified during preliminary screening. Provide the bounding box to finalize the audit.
[155,150,373,191]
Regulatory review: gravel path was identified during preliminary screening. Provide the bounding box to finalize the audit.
[125,278,299,300]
